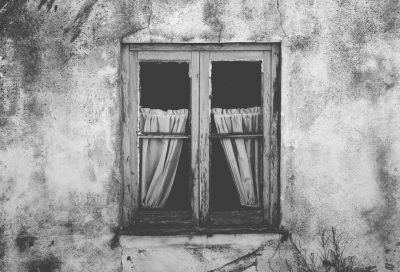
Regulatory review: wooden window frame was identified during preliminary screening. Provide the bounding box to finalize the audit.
[120,43,281,235]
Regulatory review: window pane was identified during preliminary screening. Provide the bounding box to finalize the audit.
[138,62,191,210]
[210,137,262,211]
[211,61,261,108]
[140,62,190,110]
[164,141,190,209]
[210,61,262,211]
[210,141,242,210]
[139,139,190,210]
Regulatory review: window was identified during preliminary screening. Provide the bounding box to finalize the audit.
[121,44,281,235]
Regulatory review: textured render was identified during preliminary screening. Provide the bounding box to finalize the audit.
[0,0,399,271]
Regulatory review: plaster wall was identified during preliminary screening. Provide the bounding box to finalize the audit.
[0,0,400,271]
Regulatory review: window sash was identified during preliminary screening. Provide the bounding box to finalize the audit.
[199,50,269,225]
[121,44,280,229]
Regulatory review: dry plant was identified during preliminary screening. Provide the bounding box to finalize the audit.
[285,227,376,272]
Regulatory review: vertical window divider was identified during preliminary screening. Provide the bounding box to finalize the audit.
[191,51,200,225]
[199,51,210,225]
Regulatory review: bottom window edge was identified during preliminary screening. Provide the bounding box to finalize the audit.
[119,224,286,236]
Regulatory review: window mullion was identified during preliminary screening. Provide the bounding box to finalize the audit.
[190,51,201,225]
[199,51,210,226]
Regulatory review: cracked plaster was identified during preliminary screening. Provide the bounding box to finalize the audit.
[0,0,400,271]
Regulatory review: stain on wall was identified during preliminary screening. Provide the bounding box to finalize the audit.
[0,225,6,268]
[25,254,61,272]
[0,0,400,271]
[15,229,37,252]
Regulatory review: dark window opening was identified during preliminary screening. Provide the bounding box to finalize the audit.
[164,141,190,210]
[138,141,191,210]
[211,61,261,109]
[210,141,242,210]
[140,62,190,110]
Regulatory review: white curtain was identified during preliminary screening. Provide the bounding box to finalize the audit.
[140,108,188,208]
[212,107,261,207]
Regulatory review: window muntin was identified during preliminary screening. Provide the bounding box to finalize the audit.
[121,44,280,232]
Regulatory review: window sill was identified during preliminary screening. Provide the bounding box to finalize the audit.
[119,224,287,236]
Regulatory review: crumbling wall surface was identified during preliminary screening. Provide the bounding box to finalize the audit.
[0,1,125,271]
[0,0,399,271]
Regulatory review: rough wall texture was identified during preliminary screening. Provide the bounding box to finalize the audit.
[0,0,399,271]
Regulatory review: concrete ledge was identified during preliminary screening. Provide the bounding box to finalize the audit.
[120,232,282,248]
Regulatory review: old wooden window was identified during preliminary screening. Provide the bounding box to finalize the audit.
[121,44,281,235]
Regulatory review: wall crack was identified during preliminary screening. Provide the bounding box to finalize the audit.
[207,244,267,272]
[119,241,124,272]
[145,0,153,41]
[215,16,223,43]
[276,0,287,40]
[204,1,225,43]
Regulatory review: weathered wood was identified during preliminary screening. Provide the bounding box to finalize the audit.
[209,210,263,225]
[209,133,262,139]
[209,51,264,61]
[138,51,191,61]
[138,133,190,139]
[136,210,192,225]
[121,44,280,228]
[138,132,189,135]
[121,44,131,227]
[262,50,272,224]
[120,224,284,236]
[129,43,272,51]
[199,51,210,225]
[191,51,200,225]
[129,50,140,225]
[270,44,281,225]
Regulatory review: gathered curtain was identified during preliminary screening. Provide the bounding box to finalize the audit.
[140,108,188,208]
[212,106,261,207]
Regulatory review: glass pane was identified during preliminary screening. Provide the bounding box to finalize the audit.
[210,61,262,211]
[210,141,242,210]
[138,62,191,210]
[211,61,262,133]
[210,137,262,211]
[139,139,190,210]
[164,141,190,209]
[211,61,261,108]
[140,62,190,110]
